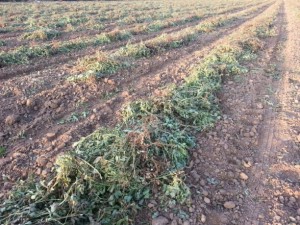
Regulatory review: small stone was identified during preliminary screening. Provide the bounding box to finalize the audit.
[121,91,130,98]
[107,79,115,85]
[90,114,96,120]
[297,208,300,215]
[26,99,35,107]
[204,197,211,204]
[152,216,169,225]
[36,156,47,167]
[191,170,200,181]
[279,196,284,203]
[189,207,195,213]
[183,221,190,225]
[169,213,174,220]
[170,220,177,225]
[202,190,209,196]
[274,215,281,221]
[257,103,264,109]
[224,201,236,209]
[3,182,12,190]
[12,152,22,158]
[41,169,48,177]
[155,75,161,81]
[5,115,18,126]
[104,78,115,85]
[36,168,41,175]
[45,162,53,169]
[46,133,56,140]
[240,172,249,180]
[200,214,206,223]
[289,217,296,222]
[242,159,252,168]
[200,179,206,186]
[148,203,155,208]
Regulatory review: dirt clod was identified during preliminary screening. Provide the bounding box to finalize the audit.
[5,115,19,126]
[152,216,169,225]
[239,172,249,180]
[204,197,211,204]
[26,99,35,107]
[200,214,206,223]
[36,156,47,167]
[46,132,56,140]
[224,201,236,209]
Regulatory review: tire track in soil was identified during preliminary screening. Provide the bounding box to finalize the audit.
[236,1,288,224]
[0,2,273,81]
[244,0,300,224]
[162,1,298,224]
[0,2,278,189]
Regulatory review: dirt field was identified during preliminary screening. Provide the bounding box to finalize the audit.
[0,0,299,224]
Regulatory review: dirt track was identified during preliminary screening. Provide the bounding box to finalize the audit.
[175,0,300,224]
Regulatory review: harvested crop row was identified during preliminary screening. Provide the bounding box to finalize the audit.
[1,1,265,51]
[0,1,281,224]
[0,1,270,68]
[0,0,238,36]
[66,2,273,82]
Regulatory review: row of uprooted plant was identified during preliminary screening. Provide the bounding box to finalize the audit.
[67,3,269,82]
[0,2,280,224]
[0,4,246,68]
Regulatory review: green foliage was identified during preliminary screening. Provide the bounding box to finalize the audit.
[255,19,276,38]
[116,42,151,59]
[162,173,191,204]
[0,40,5,46]
[0,146,6,157]
[0,41,87,67]
[0,45,49,66]
[21,29,61,40]
[93,30,132,45]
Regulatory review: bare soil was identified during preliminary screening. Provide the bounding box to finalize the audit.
[0,0,299,224]
[145,0,299,224]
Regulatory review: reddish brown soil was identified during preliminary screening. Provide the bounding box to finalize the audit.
[142,0,299,224]
[1,0,299,224]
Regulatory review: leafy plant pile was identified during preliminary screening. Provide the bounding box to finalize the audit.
[0,9,278,225]
[21,29,61,40]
